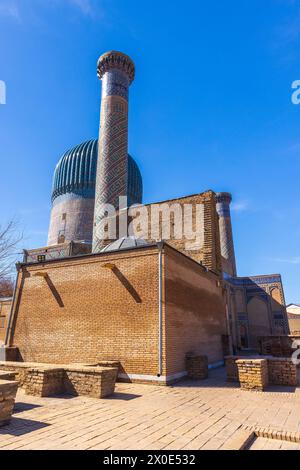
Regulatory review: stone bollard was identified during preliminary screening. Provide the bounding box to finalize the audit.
[186,354,208,380]
[236,359,268,391]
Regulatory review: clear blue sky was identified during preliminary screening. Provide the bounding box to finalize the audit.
[0,0,299,303]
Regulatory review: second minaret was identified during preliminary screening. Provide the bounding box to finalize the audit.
[93,51,135,252]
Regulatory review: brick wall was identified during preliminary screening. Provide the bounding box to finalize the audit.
[185,355,208,379]
[164,245,226,378]
[268,358,297,386]
[259,335,300,357]
[0,299,12,343]
[288,315,300,335]
[0,380,18,426]
[9,247,160,378]
[63,367,118,398]
[25,367,65,397]
[236,359,269,391]
[8,243,226,384]
[225,356,298,387]
[0,362,34,386]
[48,190,222,274]
[143,191,222,274]
[225,356,239,382]
[0,362,118,398]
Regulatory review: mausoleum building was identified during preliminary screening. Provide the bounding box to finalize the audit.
[3,51,289,383]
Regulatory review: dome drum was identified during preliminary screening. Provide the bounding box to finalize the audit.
[48,139,143,246]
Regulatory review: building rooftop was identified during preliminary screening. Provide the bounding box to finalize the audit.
[100,236,150,253]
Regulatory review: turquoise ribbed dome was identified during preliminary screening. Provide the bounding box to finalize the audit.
[52,139,143,205]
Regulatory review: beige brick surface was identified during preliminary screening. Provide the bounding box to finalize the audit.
[8,244,226,382]
[0,367,299,450]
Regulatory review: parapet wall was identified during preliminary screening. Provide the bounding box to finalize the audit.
[225,356,298,387]
[259,335,300,357]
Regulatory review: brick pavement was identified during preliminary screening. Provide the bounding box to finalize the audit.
[0,367,300,450]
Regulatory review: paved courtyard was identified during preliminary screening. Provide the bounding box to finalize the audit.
[1,367,300,450]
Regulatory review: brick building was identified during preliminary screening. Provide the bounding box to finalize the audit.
[286,304,300,335]
[2,51,289,383]
[0,297,12,345]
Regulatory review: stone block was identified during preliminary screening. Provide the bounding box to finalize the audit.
[0,361,118,398]
[186,354,208,380]
[64,366,118,398]
[236,359,268,391]
[0,380,18,427]
[267,358,298,386]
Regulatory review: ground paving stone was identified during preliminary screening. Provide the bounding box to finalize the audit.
[0,367,300,450]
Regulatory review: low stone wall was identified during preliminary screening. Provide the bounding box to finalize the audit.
[225,355,298,389]
[268,358,298,386]
[0,361,118,398]
[236,359,268,391]
[0,362,36,386]
[25,368,65,397]
[0,380,18,427]
[0,371,16,381]
[64,367,118,398]
[258,335,300,358]
[186,355,208,380]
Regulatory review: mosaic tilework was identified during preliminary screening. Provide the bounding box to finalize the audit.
[93,52,135,253]
[102,70,130,101]
[224,273,283,286]
[216,192,237,276]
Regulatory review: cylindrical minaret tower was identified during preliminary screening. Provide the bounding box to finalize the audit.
[92,51,135,253]
[216,192,237,277]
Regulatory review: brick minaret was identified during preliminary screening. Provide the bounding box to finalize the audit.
[216,192,237,277]
[92,51,135,253]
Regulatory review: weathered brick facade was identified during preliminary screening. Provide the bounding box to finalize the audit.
[236,359,269,391]
[143,191,222,274]
[0,362,118,398]
[258,335,300,357]
[0,380,18,426]
[267,358,297,386]
[0,298,12,344]
[164,245,225,379]
[225,275,289,352]
[7,243,226,384]
[225,355,298,388]
[185,354,208,380]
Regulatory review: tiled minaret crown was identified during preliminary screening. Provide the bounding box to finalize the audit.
[216,192,237,277]
[92,51,135,252]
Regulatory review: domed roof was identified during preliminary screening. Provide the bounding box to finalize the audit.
[100,236,150,253]
[52,139,143,205]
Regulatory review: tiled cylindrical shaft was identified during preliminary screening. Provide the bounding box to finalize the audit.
[93,51,135,252]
